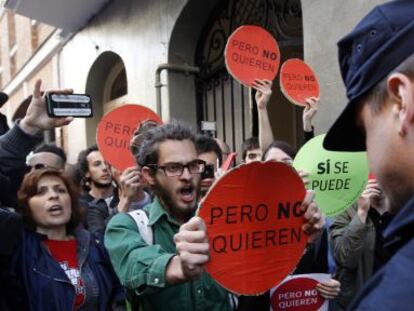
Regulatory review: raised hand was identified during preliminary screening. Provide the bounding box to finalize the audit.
[20,79,74,135]
[357,179,383,223]
[252,79,273,109]
[117,166,143,212]
[303,97,319,132]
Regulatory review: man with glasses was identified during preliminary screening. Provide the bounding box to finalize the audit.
[105,122,232,310]
[27,143,66,172]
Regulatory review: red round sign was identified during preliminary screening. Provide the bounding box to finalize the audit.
[280,59,320,106]
[198,161,307,295]
[271,277,325,311]
[96,104,162,171]
[225,25,281,87]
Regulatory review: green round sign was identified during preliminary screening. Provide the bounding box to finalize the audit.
[293,134,368,217]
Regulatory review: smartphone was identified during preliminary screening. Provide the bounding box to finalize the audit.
[202,164,215,179]
[46,93,93,118]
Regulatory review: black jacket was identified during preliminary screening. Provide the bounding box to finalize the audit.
[0,208,26,310]
[0,123,42,309]
[0,122,42,204]
[0,113,9,136]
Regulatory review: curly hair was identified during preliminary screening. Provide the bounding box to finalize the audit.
[136,121,196,169]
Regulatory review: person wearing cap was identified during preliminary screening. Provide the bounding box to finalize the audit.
[323,0,414,309]
[0,92,10,135]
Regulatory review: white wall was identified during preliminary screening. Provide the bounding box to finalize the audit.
[60,0,389,163]
[301,0,388,134]
[60,0,188,163]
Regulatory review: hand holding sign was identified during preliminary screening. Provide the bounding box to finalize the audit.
[117,166,143,213]
[303,97,319,132]
[198,161,308,295]
[315,278,341,300]
[280,59,320,106]
[357,180,384,223]
[252,79,273,109]
[174,217,209,281]
[225,25,280,87]
[301,190,324,243]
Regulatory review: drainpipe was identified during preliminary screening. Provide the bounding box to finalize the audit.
[155,63,200,119]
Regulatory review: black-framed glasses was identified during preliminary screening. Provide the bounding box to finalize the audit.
[148,159,206,177]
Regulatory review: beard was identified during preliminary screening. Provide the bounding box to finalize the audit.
[91,179,112,189]
[153,180,200,222]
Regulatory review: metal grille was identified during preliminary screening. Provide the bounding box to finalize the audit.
[195,0,302,153]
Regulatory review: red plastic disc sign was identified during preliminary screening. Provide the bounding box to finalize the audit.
[225,25,281,87]
[280,59,320,106]
[271,277,325,311]
[96,104,162,171]
[198,161,307,295]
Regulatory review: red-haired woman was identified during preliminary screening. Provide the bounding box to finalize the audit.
[6,168,125,311]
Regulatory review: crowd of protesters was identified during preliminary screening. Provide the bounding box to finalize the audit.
[1,1,414,310]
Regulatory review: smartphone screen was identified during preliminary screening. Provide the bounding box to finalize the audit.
[46,93,93,118]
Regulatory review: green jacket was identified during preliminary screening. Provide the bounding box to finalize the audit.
[329,203,376,310]
[104,197,232,311]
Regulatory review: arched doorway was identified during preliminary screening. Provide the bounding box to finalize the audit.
[195,0,303,153]
[85,51,127,146]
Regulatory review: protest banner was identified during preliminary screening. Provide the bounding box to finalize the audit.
[280,59,320,106]
[198,161,307,295]
[293,134,368,217]
[225,25,280,87]
[96,104,162,171]
[270,274,330,311]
